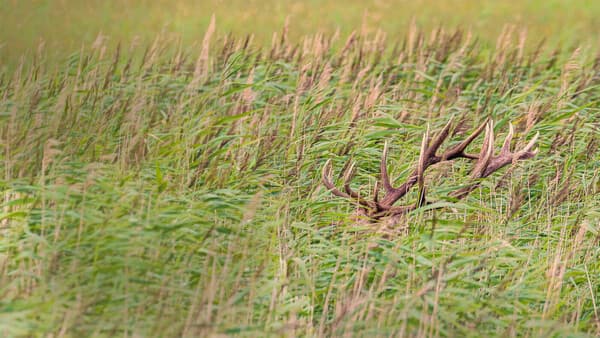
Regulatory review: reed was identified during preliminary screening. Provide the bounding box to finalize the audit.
[1,23,599,337]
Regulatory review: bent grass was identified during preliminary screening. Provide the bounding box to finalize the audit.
[1,24,600,337]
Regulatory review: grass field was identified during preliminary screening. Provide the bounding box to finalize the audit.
[2,2,600,338]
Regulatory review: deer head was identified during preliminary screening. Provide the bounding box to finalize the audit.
[322,118,539,220]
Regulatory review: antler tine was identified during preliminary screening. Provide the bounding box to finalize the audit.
[426,117,454,158]
[373,181,380,203]
[472,121,495,178]
[380,141,394,193]
[322,159,352,199]
[449,122,496,199]
[519,131,539,156]
[500,123,514,155]
[343,161,360,198]
[417,123,431,181]
[343,163,378,208]
[322,159,377,209]
[442,119,488,160]
[481,130,539,177]
[416,125,430,209]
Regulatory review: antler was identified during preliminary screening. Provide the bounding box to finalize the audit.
[451,121,539,198]
[322,119,538,219]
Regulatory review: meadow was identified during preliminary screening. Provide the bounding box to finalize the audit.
[1,2,600,337]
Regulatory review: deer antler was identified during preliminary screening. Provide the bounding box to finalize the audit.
[322,119,539,220]
[450,122,539,199]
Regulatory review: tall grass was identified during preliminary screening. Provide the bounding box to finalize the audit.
[1,24,599,337]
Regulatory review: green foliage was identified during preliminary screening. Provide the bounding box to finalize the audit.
[1,25,599,337]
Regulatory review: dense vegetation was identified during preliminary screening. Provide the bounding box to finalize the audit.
[1,22,600,337]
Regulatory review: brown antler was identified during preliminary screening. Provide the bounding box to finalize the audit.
[451,121,539,198]
[322,118,538,220]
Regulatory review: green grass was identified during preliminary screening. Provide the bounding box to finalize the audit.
[1,23,600,337]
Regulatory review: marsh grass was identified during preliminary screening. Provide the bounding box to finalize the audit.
[1,24,600,337]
